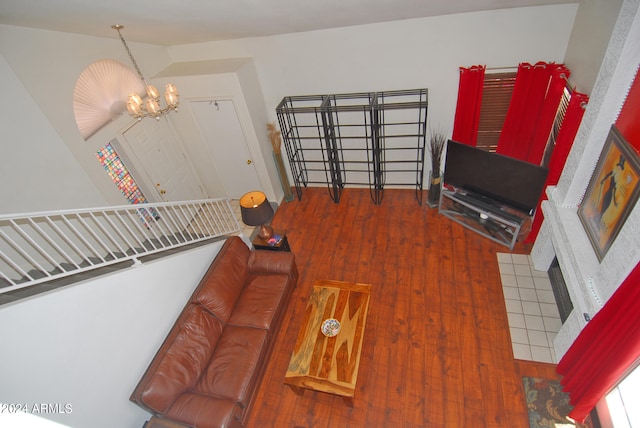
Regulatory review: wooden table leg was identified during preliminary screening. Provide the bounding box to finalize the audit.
[342,396,354,407]
[287,384,305,396]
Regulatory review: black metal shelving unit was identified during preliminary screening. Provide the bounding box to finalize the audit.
[276,88,428,205]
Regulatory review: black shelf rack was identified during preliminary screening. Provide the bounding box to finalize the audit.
[276,88,428,205]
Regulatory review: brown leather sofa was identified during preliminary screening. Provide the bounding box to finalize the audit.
[130,236,298,428]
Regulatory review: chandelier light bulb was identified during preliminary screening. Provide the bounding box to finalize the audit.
[126,101,141,116]
[128,92,143,107]
[166,83,179,96]
[146,84,160,100]
[165,91,179,108]
[145,97,161,114]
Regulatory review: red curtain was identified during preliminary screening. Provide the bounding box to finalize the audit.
[525,91,589,242]
[452,65,485,146]
[557,261,640,423]
[497,62,570,164]
[527,65,571,163]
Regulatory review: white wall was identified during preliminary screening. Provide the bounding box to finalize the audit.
[564,0,625,94]
[0,53,106,214]
[0,241,225,428]
[168,5,579,139]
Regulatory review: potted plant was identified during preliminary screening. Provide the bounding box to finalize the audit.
[427,129,448,208]
[267,122,294,202]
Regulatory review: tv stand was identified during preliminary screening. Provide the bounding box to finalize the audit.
[438,188,528,250]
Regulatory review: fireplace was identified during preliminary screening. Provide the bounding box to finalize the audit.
[547,257,573,324]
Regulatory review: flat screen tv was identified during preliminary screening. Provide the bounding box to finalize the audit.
[443,140,549,215]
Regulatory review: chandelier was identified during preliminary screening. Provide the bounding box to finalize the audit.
[111,25,179,120]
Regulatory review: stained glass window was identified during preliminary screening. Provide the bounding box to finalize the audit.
[96,142,159,226]
[96,142,147,204]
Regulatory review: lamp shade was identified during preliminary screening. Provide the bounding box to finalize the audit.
[239,191,274,226]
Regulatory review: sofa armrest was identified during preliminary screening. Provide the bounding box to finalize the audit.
[247,250,297,277]
[144,416,191,427]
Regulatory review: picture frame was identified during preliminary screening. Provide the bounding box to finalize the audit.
[578,125,640,261]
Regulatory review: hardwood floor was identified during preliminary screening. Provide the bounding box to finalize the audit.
[246,187,560,427]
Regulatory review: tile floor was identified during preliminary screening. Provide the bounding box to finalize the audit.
[497,253,561,364]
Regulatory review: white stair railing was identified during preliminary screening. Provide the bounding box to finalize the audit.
[0,198,241,294]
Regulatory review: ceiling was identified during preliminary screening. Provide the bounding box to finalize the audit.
[0,0,578,46]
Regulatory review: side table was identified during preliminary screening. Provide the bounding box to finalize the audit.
[252,230,291,252]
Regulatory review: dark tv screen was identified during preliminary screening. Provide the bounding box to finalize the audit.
[443,140,549,215]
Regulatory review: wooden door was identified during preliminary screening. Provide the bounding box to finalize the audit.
[190,99,262,199]
[121,117,206,202]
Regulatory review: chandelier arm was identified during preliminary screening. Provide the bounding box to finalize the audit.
[111,24,179,121]
[130,104,179,121]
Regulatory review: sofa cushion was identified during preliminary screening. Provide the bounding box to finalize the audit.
[139,305,224,414]
[227,274,291,330]
[165,393,242,428]
[194,325,268,407]
[195,237,250,322]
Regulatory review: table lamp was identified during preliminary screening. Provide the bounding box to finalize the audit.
[240,191,275,240]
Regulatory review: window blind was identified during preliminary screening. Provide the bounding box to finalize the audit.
[477,72,516,152]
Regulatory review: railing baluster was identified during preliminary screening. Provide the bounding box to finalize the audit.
[136,206,164,248]
[146,207,173,245]
[7,220,56,276]
[60,214,102,265]
[0,258,17,285]
[199,202,218,235]
[109,210,145,254]
[156,207,184,242]
[1,198,241,295]
[0,243,32,281]
[175,206,192,241]
[90,212,128,257]
[28,218,78,269]
[124,209,157,251]
[44,217,85,269]
[185,203,205,236]
[176,205,195,241]
[72,213,114,262]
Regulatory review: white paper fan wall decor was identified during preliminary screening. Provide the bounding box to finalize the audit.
[73,59,145,140]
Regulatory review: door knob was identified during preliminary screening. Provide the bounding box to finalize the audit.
[160,189,166,195]
[247,159,252,165]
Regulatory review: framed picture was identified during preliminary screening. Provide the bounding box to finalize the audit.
[578,125,640,261]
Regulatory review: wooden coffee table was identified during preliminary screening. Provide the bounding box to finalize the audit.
[284,279,371,406]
